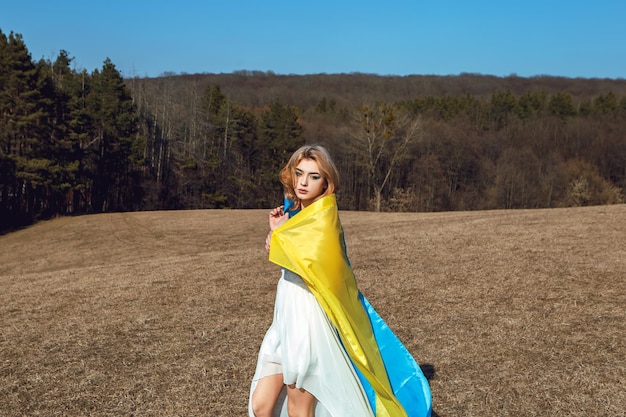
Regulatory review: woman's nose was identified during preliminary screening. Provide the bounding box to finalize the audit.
[299,176,308,185]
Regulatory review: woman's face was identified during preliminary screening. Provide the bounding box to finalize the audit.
[294,158,327,208]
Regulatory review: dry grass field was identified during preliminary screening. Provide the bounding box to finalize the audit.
[1,204,625,416]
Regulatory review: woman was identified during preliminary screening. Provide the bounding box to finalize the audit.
[249,145,431,417]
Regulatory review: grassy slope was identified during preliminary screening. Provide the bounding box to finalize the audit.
[1,205,624,416]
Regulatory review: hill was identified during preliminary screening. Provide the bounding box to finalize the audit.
[1,205,625,416]
[140,72,626,109]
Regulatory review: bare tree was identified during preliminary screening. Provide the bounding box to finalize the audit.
[350,103,423,211]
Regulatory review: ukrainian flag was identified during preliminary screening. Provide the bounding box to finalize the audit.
[270,194,432,417]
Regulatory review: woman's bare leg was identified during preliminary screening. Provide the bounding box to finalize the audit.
[286,384,316,417]
[251,373,284,417]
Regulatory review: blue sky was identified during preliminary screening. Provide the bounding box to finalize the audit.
[1,1,625,79]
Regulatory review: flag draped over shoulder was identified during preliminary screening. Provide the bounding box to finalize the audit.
[269,194,432,417]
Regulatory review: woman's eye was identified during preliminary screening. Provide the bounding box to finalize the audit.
[295,171,302,177]
[311,175,321,181]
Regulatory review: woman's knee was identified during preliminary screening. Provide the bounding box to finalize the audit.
[251,373,284,417]
[286,403,314,417]
[251,389,279,417]
[251,398,271,417]
[286,386,315,417]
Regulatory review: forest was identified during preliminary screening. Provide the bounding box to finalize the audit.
[2,28,626,231]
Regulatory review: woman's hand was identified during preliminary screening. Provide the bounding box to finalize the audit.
[269,205,289,231]
[266,206,289,252]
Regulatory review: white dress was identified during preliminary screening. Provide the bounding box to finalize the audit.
[249,268,374,417]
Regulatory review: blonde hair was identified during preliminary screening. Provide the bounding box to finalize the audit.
[279,145,340,209]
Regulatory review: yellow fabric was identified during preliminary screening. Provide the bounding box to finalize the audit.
[269,194,408,417]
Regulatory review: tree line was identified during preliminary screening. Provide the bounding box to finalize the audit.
[2,29,625,232]
[128,70,626,213]
[1,31,144,231]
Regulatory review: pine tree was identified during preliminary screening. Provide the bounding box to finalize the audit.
[0,30,51,226]
[46,50,93,214]
[258,102,305,205]
[86,58,142,212]
[223,105,260,207]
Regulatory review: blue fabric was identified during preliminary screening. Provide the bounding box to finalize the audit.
[283,197,301,217]
[359,292,432,417]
